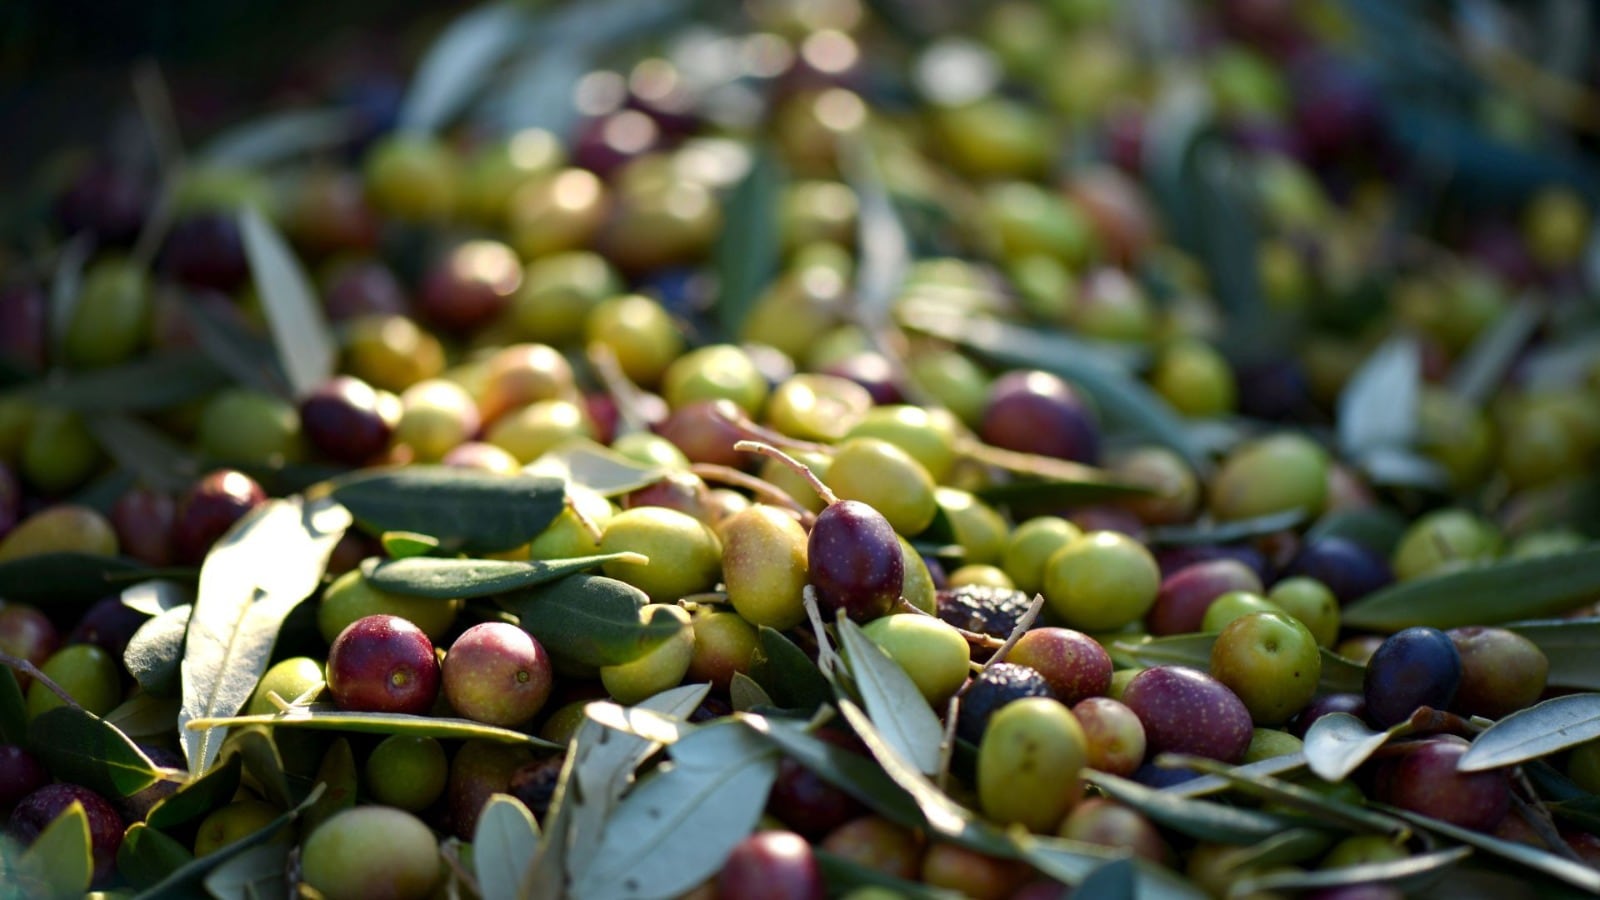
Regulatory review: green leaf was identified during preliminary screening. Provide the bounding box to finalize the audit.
[124,603,191,696]
[1079,769,1292,845]
[398,2,530,133]
[84,414,201,494]
[240,206,335,399]
[18,800,92,900]
[365,552,644,600]
[131,783,324,900]
[814,848,965,899]
[332,466,565,553]
[1234,845,1470,896]
[0,552,147,605]
[1448,303,1543,406]
[198,108,359,167]
[571,721,779,899]
[1338,335,1421,458]
[28,707,166,797]
[103,692,184,739]
[524,437,668,497]
[476,794,541,900]
[714,147,782,339]
[121,578,193,616]
[0,666,24,744]
[1306,507,1410,555]
[1156,754,1409,838]
[1113,635,1364,694]
[0,351,229,412]
[180,496,352,775]
[186,704,561,749]
[147,753,243,830]
[202,842,289,900]
[183,292,292,397]
[1165,751,1308,799]
[835,616,944,775]
[302,737,357,837]
[1506,618,1600,690]
[1342,545,1600,631]
[1146,509,1306,548]
[743,715,924,830]
[961,440,1152,507]
[381,531,441,559]
[229,725,297,809]
[502,574,684,668]
[117,822,194,889]
[1074,858,1136,900]
[1460,694,1600,772]
[1303,712,1404,783]
[1385,805,1600,894]
[49,233,92,361]
[903,310,1207,471]
[1017,835,1207,900]
[729,672,772,712]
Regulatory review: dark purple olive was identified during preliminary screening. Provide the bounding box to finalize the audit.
[172,469,267,565]
[980,370,1100,464]
[9,783,125,885]
[0,745,49,812]
[1282,537,1393,605]
[55,162,150,246]
[300,376,395,465]
[68,596,149,658]
[808,500,903,623]
[823,352,905,406]
[161,213,250,292]
[1289,692,1367,739]
[110,485,177,567]
[0,282,48,373]
[1363,627,1461,729]
[321,259,409,322]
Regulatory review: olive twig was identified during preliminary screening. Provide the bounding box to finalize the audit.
[1512,768,1585,864]
[735,440,839,507]
[716,407,833,456]
[439,838,483,898]
[0,652,83,712]
[936,693,961,793]
[585,341,662,436]
[564,492,605,546]
[802,587,842,676]
[954,592,1045,700]
[690,463,817,525]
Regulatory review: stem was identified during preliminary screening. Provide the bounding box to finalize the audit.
[1513,768,1585,863]
[440,838,484,898]
[0,652,83,711]
[955,592,1045,700]
[585,341,663,436]
[802,587,843,676]
[690,463,816,525]
[735,440,839,506]
[936,693,961,793]
[565,492,605,546]
[713,405,833,455]
[893,597,1006,653]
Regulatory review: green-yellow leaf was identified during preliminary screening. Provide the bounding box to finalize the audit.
[1342,545,1600,631]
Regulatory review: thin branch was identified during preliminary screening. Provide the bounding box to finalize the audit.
[690,463,817,525]
[955,592,1045,700]
[802,587,842,676]
[565,492,605,546]
[0,652,83,711]
[734,440,838,506]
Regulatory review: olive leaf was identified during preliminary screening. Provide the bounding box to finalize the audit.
[1145,509,1306,547]
[331,466,565,553]
[121,578,193,616]
[28,706,168,798]
[1447,303,1543,405]
[1337,336,1433,486]
[1303,712,1413,783]
[131,783,324,900]
[179,496,352,775]
[48,232,92,360]
[743,714,924,830]
[1080,769,1294,845]
[381,531,441,560]
[1459,694,1600,772]
[502,574,684,668]
[523,437,667,497]
[1505,617,1600,690]
[1164,751,1308,799]
[570,720,779,900]
[750,627,833,713]
[17,800,92,900]
[476,794,540,900]
[835,615,945,776]
[197,108,360,167]
[240,206,335,399]
[1342,544,1600,631]
[714,146,783,339]
[814,849,966,899]
[301,737,357,837]
[398,1,531,133]
[146,752,243,830]
[364,552,643,599]
[103,692,184,739]
[1384,805,1600,894]
[1233,846,1471,896]
[1071,857,1137,900]
[124,603,191,696]
[1306,507,1410,555]
[186,705,560,749]
[182,285,293,397]
[0,552,148,606]
[202,843,290,900]
[85,414,200,494]
[229,725,298,809]
[729,672,773,712]
[117,823,194,890]
[0,350,229,412]
[1156,754,1410,838]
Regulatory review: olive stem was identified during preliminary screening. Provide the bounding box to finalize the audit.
[585,341,662,436]
[690,463,817,526]
[564,492,606,546]
[735,440,839,507]
[0,652,83,712]
[893,597,1006,653]
[802,587,842,676]
[439,838,483,898]
[935,693,961,793]
[715,407,832,455]
[1512,769,1585,864]
[954,592,1045,701]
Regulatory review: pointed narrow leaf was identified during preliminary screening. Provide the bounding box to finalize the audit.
[814,849,966,899]
[1075,858,1137,900]
[124,603,191,696]
[180,496,352,775]
[365,552,644,599]
[381,531,441,559]
[1506,618,1600,690]
[18,800,92,900]
[1165,752,1308,799]
[302,737,357,836]
[1306,507,1409,555]
[523,437,667,497]
[1448,303,1543,406]
[0,351,229,412]
[186,705,560,748]
[199,108,359,167]
[1339,336,1421,457]
[744,715,923,830]
[502,574,683,667]
[1146,509,1306,547]
[332,466,565,553]
[230,725,297,809]
[1018,835,1207,900]
[0,553,147,605]
[1241,846,1471,896]
[0,666,24,744]
[1386,805,1600,894]
[1304,712,1399,782]
[49,232,92,358]
[240,206,334,398]
[751,627,833,712]
[131,783,324,900]
[1460,694,1600,772]
[398,2,529,132]
[572,721,779,899]
[117,822,194,889]
[836,616,945,775]
[1157,754,1408,838]
[203,843,290,900]
[146,753,243,830]
[183,289,292,397]
[103,693,183,740]
[715,147,782,338]
[86,413,201,494]
[28,707,165,797]
[1342,545,1600,631]
[1080,770,1291,844]
[730,672,773,712]
[476,794,540,900]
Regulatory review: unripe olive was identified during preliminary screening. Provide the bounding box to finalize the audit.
[318,568,460,645]
[584,294,684,388]
[527,486,614,560]
[247,656,324,715]
[0,504,118,561]
[824,438,938,536]
[1150,339,1236,418]
[1208,433,1329,522]
[300,806,440,900]
[486,399,595,464]
[364,134,460,223]
[861,614,970,706]
[27,643,122,719]
[720,505,810,630]
[365,735,449,812]
[510,251,621,346]
[194,800,286,857]
[977,697,1087,832]
[662,344,770,416]
[341,315,446,393]
[21,409,102,494]
[1391,509,1500,582]
[600,507,723,603]
[508,169,609,260]
[65,258,151,367]
[196,388,303,467]
[599,604,695,704]
[1002,516,1081,596]
[937,488,1008,566]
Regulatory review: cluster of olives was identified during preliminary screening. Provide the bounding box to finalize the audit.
[4,0,1600,897]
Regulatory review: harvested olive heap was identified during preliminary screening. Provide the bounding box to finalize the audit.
[5,1,1600,898]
